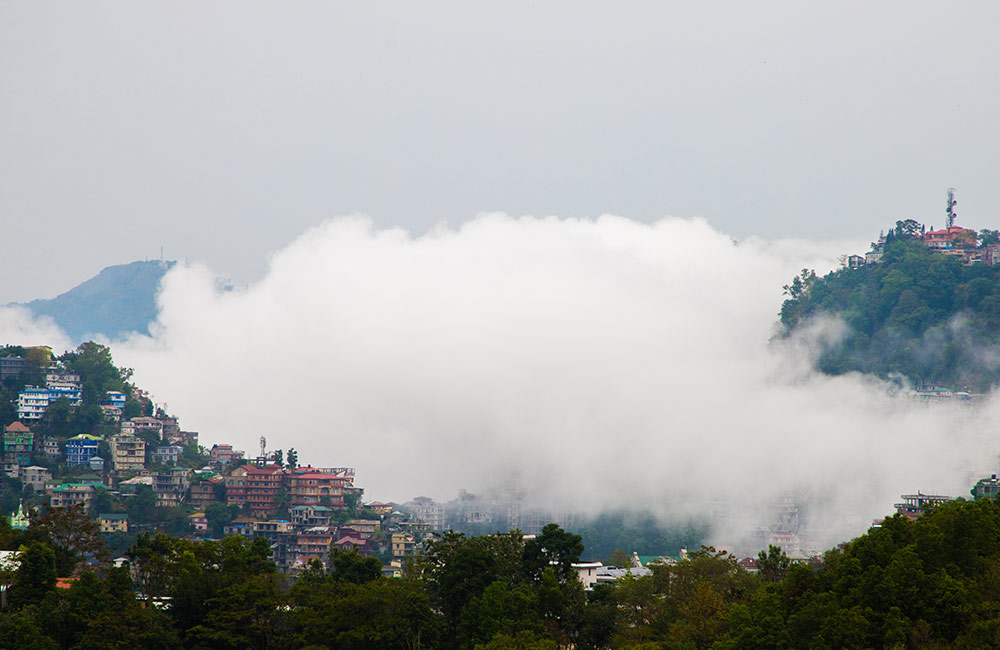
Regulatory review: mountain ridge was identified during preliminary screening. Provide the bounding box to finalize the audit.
[10,260,175,343]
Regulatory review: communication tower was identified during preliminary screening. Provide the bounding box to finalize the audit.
[946,188,958,228]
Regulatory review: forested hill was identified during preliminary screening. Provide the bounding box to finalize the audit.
[779,230,1000,390]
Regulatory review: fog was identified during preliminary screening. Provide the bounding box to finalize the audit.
[5,214,998,549]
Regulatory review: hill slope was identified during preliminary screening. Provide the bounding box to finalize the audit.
[779,236,1000,390]
[14,260,174,342]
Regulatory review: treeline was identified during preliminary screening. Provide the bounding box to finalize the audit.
[779,232,1000,389]
[8,497,1000,649]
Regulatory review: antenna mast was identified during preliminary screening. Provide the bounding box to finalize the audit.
[946,188,958,229]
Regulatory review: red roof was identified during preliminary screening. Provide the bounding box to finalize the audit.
[5,422,30,433]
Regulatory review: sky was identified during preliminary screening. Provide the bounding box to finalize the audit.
[3,3,1000,549]
[3,1,1000,302]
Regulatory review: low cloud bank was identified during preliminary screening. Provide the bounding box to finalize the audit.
[6,214,997,549]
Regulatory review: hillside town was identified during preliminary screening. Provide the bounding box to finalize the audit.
[0,343,629,584]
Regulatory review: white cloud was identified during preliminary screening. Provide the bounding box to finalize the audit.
[6,213,994,550]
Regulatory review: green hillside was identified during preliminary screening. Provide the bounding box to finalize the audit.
[779,228,1000,390]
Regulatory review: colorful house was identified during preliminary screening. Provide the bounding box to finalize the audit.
[3,422,34,466]
[66,434,101,466]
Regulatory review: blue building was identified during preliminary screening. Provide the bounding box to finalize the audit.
[66,434,101,466]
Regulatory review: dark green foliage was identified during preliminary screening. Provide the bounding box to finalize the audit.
[8,541,56,608]
[720,497,1000,649]
[329,547,382,584]
[59,341,133,404]
[576,511,707,561]
[522,523,584,583]
[780,236,1000,389]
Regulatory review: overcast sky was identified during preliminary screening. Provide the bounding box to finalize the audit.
[3,2,999,302]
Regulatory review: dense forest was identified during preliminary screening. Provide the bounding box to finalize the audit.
[5,498,1000,649]
[779,224,1000,390]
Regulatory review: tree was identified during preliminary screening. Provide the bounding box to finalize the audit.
[522,524,583,583]
[121,399,143,421]
[782,269,817,300]
[756,544,790,583]
[607,548,631,568]
[186,574,290,650]
[330,548,382,584]
[31,503,108,576]
[980,229,1000,248]
[286,448,298,470]
[8,541,56,608]
[894,218,923,239]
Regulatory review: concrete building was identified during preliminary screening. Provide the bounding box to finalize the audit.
[3,422,34,466]
[972,475,1000,500]
[110,434,146,472]
[153,467,190,507]
[404,496,446,531]
[246,465,286,516]
[0,356,27,383]
[98,513,128,534]
[151,445,182,466]
[66,434,101,466]
[189,479,222,510]
[18,465,51,491]
[48,483,101,508]
[286,469,348,509]
[16,388,49,421]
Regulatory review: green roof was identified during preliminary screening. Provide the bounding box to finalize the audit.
[99,513,127,520]
[68,434,102,441]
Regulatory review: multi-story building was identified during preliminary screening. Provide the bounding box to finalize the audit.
[0,356,27,383]
[293,526,336,564]
[344,519,380,538]
[66,434,101,466]
[38,437,60,461]
[19,465,51,491]
[99,405,123,423]
[391,532,416,559]
[895,493,952,520]
[110,434,146,472]
[404,496,446,531]
[153,467,190,507]
[210,444,243,467]
[246,465,285,516]
[103,391,127,409]
[151,445,182,466]
[290,505,333,527]
[98,513,128,534]
[45,366,80,389]
[16,387,49,421]
[972,475,1000,500]
[172,430,199,447]
[48,482,101,509]
[224,465,252,509]
[158,416,180,442]
[3,422,34,466]
[189,478,222,510]
[121,417,164,439]
[286,469,348,508]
